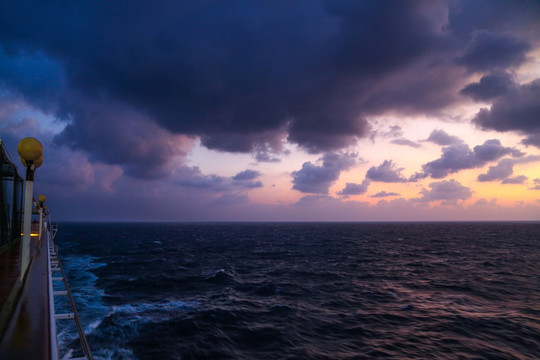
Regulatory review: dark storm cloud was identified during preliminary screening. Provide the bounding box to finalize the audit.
[337,179,370,196]
[455,31,530,73]
[522,134,540,149]
[292,152,356,194]
[473,80,540,148]
[421,139,521,179]
[423,129,463,146]
[0,0,539,178]
[448,0,540,39]
[460,72,515,101]
[0,48,64,112]
[366,160,408,183]
[52,96,192,179]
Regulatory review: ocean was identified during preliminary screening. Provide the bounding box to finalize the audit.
[53,222,540,359]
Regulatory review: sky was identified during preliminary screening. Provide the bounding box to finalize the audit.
[1,0,540,221]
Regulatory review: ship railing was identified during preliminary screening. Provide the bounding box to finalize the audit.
[47,227,93,360]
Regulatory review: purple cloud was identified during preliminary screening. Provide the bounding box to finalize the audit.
[418,179,472,202]
[530,179,540,190]
[371,191,400,198]
[233,170,261,181]
[423,129,463,146]
[460,72,515,101]
[0,0,537,169]
[455,30,530,73]
[337,179,370,196]
[176,166,263,191]
[501,175,528,185]
[366,160,407,183]
[422,139,521,179]
[391,138,421,148]
[477,159,515,182]
[477,156,540,183]
[473,79,540,148]
[210,193,249,206]
[292,152,357,194]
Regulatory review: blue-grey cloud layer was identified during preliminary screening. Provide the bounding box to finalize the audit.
[292,152,356,194]
[1,0,539,178]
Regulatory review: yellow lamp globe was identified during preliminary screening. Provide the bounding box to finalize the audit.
[17,137,43,163]
[20,155,44,168]
[38,195,47,203]
[34,156,44,169]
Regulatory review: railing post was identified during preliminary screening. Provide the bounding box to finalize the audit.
[17,137,43,280]
[20,167,34,280]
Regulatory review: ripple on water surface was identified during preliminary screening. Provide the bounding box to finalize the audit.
[55,222,540,359]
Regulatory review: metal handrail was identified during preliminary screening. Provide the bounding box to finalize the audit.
[48,229,93,360]
[47,231,59,360]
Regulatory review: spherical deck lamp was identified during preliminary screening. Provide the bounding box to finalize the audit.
[17,137,43,280]
[38,194,47,205]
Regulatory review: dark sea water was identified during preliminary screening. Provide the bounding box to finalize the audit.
[54,222,540,360]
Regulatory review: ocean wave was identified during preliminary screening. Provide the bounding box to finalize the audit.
[55,222,540,359]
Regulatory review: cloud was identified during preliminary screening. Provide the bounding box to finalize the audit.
[474,198,498,207]
[0,47,64,112]
[292,152,356,194]
[472,79,540,147]
[371,191,400,198]
[477,156,540,182]
[233,170,261,181]
[232,170,263,189]
[176,166,264,191]
[0,0,539,217]
[522,133,540,148]
[418,179,472,203]
[391,138,422,148]
[455,30,530,73]
[377,125,403,138]
[530,178,540,190]
[366,160,408,183]
[176,168,228,191]
[460,72,515,101]
[477,159,514,182]
[4,0,538,164]
[422,139,521,179]
[473,139,523,161]
[210,193,249,206]
[423,129,463,146]
[53,96,196,179]
[501,175,527,185]
[201,129,288,162]
[337,179,370,196]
